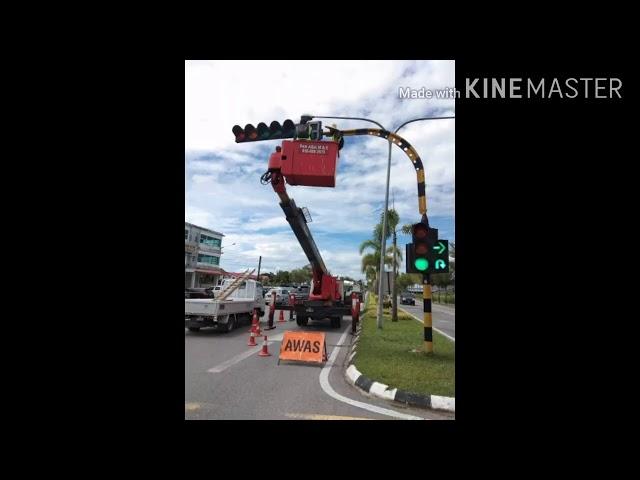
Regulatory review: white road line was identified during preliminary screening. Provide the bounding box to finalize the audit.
[432,305,455,316]
[398,307,455,342]
[207,332,284,373]
[319,328,425,421]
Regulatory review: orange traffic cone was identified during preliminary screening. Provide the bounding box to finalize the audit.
[249,309,259,332]
[254,318,262,336]
[258,335,271,357]
[247,331,258,347]
[278,309,286,323]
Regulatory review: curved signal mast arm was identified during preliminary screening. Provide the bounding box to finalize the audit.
[324,127,427,215]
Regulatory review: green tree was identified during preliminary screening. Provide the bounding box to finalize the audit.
[290,266,312,284]
[397,273,421,292]
[272,270,290,285]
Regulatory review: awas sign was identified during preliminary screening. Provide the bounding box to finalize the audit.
[278,331,328,364]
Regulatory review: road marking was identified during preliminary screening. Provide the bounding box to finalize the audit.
[185,402,201,411]
[287,413,370,420]
[398,306,455,342]
[207,332,285,373]
[319,328,425,420]
[285,413,371,420]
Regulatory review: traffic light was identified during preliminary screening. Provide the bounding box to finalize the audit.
[405,222,449,274]
[232,119,296,143]
[410,221,430,273]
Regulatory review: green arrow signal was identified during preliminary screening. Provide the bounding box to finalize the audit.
[435,259,446,270]
[433,241,446,254]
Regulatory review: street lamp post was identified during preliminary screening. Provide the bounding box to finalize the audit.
[310,115,390,329]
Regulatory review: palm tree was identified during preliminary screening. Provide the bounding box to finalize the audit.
[359,241,395,274]
[359,213,399,295]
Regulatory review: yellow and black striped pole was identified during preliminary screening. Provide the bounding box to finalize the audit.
[326,127,427,216]
[322,123,447,352]
[423,273,433,353]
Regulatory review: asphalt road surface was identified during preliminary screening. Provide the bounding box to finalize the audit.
[185,308,454,420]
[397,298,455,340]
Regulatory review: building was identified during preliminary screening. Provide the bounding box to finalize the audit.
[185,222,225,288]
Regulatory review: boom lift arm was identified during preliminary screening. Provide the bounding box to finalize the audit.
[268,167,340,302]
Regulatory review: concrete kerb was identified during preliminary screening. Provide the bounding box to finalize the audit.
[344,309,455,413]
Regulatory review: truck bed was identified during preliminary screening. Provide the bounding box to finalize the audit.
[185,298,258,316]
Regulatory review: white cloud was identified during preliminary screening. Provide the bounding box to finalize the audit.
[186,60,455,280]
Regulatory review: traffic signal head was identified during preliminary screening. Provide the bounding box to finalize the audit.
[411,221,430,272]
[294,120,323,140]
[232,119,297,143]
[405,222,448,275]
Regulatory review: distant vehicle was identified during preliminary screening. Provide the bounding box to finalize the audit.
[400,292,416,305]
[185,279,266,332]
[343,282,363,302]
[264,287,292,305]
[293,284,310,302]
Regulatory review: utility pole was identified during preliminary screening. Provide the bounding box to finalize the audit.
[376,140,393,329]
[392,227,398,321]
[391,191,398,322]
[256,255,262,279]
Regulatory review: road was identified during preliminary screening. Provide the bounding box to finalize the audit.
[185,308,454,420]
[397,298,455,340]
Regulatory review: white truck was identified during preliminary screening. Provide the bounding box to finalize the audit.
[185,278,265,332]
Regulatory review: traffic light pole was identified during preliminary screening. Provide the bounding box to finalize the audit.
[291,114,454,335]
[391,117,454,350]
[422,273,433,353]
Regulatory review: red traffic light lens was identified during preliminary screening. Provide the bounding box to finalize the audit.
[244,124,257,140]
[415,243,428,255]
[232,125,245,141]
[413,223,428,239]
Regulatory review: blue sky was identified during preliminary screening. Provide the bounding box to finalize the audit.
[186,60,455,279]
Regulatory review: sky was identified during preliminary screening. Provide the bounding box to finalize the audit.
[185,60,455,280]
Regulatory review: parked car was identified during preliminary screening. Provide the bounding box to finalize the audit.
[264,287,292,305]
[400,292,416,305]
[185,287,215,299]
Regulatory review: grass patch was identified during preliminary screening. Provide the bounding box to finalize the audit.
[355,293,455,397]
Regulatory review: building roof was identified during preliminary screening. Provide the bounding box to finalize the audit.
[185,221,224,237]
[195,267,226,275]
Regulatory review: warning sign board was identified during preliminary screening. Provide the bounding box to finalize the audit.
[278,331,328,364]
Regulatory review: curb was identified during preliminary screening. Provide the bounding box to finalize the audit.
[344,314,455,413]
